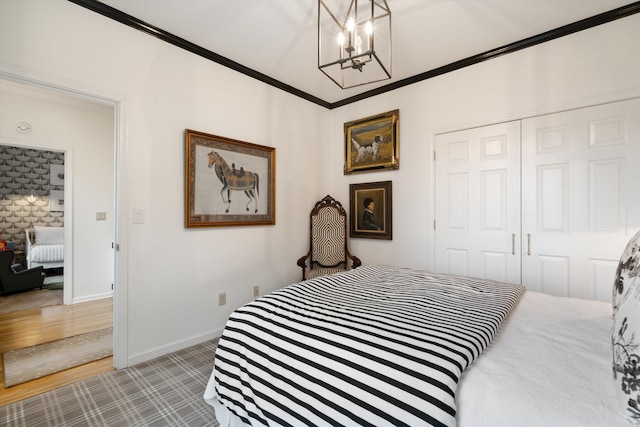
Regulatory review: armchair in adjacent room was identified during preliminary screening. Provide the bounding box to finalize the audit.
[297,195,361,281]
[0,250,46,294]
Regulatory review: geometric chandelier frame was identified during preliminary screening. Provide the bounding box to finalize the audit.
[318,0,392,89]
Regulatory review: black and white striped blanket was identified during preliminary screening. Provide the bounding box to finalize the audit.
[209,265,525,426]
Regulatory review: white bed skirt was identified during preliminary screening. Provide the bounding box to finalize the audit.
[204,392,239,427]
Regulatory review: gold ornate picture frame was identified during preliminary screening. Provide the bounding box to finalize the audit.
[344,109,399,174]
[185,129,275,228]
[349,180,392,240]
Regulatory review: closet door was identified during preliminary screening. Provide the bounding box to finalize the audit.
[434,121,521,283]
[521,98,640,301]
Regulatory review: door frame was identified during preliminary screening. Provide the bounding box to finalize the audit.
[0,67,129,369]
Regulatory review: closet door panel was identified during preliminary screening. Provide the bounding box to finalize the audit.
[435,121,521,283]
[521,98,640,301]
[537,255,569,296]
[537,163,569,232]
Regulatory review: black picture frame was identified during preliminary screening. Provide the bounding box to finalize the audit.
[349,180,392,240]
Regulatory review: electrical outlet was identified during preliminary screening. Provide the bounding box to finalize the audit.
[253,285,260,298]
[218,292,226,306]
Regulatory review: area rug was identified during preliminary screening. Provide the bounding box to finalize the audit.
[43,281,63,290]
[43,275,63,287]
[0,289,63,315]
[3,327,113,388]
[0,338,219,426]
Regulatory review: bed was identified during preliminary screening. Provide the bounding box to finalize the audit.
[204,232,640,426]
[25,226,64,270]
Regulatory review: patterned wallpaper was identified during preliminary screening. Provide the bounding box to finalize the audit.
[0,145,65,252]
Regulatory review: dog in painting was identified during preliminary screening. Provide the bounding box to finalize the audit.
[352,135,382,163]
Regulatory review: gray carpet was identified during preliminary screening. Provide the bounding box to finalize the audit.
[0,338,220,426]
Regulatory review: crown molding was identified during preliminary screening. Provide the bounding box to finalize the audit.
[67,0,331,109]
[68,0,640,110]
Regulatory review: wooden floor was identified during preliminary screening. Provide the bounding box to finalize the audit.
[0,297,114,406]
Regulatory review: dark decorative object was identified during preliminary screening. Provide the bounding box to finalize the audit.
[318,0,392,89]
[185,129,275,228]
[296,195,361,281]
[349,181,392,240]
[0,250,45,294]
[613,229,640,423]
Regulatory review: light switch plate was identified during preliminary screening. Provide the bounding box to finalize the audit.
[133,208,144,224]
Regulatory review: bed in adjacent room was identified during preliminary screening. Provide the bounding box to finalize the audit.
[25,226,64,270]
[204,232,640,426]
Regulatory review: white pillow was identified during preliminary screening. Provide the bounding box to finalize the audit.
[35,226,64,245]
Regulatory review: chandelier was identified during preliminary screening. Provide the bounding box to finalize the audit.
[318,0,392,89]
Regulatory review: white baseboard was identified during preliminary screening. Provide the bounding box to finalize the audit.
[126,328,224,367]
[72,291,113,304]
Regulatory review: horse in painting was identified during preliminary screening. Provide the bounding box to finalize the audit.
[207,151,259,213]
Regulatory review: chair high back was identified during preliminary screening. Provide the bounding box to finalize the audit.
[297,195,361,280]
[311,197,347,266]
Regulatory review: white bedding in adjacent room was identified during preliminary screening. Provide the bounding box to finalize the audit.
[25,227,65,269]
[456,291,626,426]
[26,244,64,263]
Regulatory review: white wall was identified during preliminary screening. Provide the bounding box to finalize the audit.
[0,83,115,303]
[0,0,327,364]
[328,14,640,271]
[1,0,638,366]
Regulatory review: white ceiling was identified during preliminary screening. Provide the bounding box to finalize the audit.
[96,0,635,104]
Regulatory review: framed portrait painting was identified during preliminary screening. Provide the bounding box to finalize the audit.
[185,129,276,228]
[349,180,392,240]
[344,109,399,174]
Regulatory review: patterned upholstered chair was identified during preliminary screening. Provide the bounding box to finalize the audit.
[297,195,361,281]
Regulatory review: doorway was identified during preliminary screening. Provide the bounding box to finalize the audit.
[0,74,126,370]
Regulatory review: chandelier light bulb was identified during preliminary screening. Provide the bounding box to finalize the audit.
[338,32,345,46]
[346,17,355,32]
[365,20,373,36]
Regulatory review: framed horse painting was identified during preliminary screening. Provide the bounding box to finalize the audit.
[185,129,276,227]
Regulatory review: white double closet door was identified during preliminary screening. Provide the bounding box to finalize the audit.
[434,98,640,301]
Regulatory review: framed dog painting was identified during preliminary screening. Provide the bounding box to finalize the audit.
[344,110,399,174]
